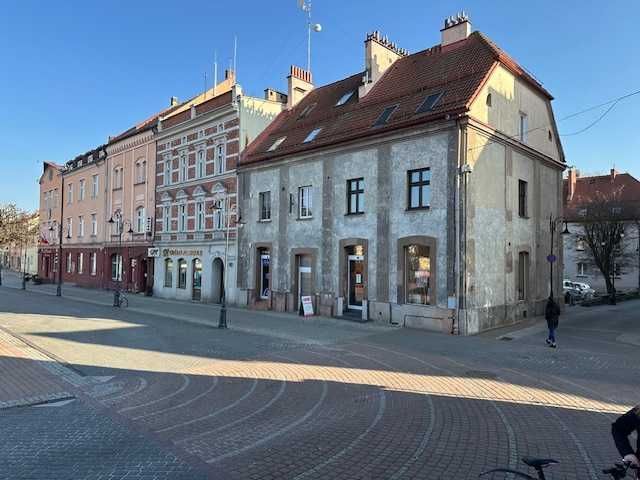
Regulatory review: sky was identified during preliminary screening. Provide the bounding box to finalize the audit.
[1,0,638,211]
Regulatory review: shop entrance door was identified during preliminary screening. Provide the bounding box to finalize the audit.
[296,255,312,312]
[192,258,202,301]
[347,254,364,310]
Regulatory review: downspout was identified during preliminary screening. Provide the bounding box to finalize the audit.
[453,121,462,334]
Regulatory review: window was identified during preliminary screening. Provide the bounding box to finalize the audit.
[298,102,317,119]
[519,112,528,143]
[78,216,84,237]
[91,214,97,236]
[67,217,73,237]
[113,168,122,189]
[373,105,398,127]
[78,253,84,274]
[298,186,312,218]
[611,206,622,215]
[415,92,444,114]
[196,201,205,231]
[218,122,224,132]
[163,206,171,232]
[576,238,585,251]
[518,180,528,217]
[179,204,186,232]
[335,90,355,106]
[111,254,122,281]
[164,160,172,186]
[54,189,58,207]
[268,137,286,151]
[303,128,322,143]
[67,183,73,204]
[197,150,205,178]
[548,130,553,142]
[347,178,364,214]
[215,144,225,174]
[136,159,146,183]
[405,245,431,305]
[179,155,187,182]
[578,208,587,218]
[408,168,431,209]
[66,252,72,273]
[577,262,587,277]
[136,207,145,233]
[177,258,187,289]
[486,93,492,107]
[79,179,85,201]
[90,252,97,276]
[259,191,271,221]
[164,258,173,287]
[518,251,529,301]
[214,201,224,230]
[91,175,99,198]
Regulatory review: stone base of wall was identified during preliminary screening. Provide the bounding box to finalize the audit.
[462,297,554,335]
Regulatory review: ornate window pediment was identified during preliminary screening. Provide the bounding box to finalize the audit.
[176,189,188,200]
[160,192,173,203]
[193,185,206,197]
[211,182,227,197]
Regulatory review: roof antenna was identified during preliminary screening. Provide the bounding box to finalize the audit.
[213,50,218,96]
[203,72,208,99]
[233,35,237,81]
[299,0,321,72]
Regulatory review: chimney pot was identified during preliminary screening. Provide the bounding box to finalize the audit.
[441,12,472,47]
[170,96,178,106]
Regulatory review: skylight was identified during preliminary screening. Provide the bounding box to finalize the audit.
[298,102,317,119]
[373,105,398,127]
[268,136,286,151]
[303,128,322,143]
[335,90,355,106]
[415,92,444,114]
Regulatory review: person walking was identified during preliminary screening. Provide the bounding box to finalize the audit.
[612,406,640,478]
[544,296,560,348]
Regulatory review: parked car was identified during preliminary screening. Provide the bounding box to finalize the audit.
[572,281,596,299]
[563,280,583,304]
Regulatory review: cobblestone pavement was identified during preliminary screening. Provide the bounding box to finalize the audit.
[1,278,639,479]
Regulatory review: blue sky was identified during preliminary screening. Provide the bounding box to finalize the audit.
[1,0,638,211]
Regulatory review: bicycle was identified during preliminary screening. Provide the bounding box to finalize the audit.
[480,457,638,479]
[113,290,129,308]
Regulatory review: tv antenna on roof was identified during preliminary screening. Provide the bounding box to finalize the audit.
[298,0,321,72]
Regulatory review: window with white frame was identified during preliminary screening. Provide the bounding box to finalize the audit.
[78,216,84,237]
[90,252,97,276]
[91,175,99,198]
[111,254,122,281]
[91,214,97,236]
[259,191,271,221]
[519,112,528,143]
[79,179,85,201]
[67,183,73,204]
[179,155,187,182]
[298,186,312,218]
[67,217,73,237]
[178,258,187,289]
[577,262,588,277]
[215,144,225,174]
[164,258,173,287]
[196,201,205,231]
[197,150,205,178]
[136,207,145,233]
[213,201,224,230]
[179,204,186,232]
[163,206,171,232]
[164,159,172,186]
[78,252,84,274]
[66,252,72,273]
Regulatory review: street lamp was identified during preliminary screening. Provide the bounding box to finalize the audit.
[48,220,69,297]
[107,212,133,307]
[548,215,571,300]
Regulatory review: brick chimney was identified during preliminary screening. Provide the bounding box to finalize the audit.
[287,65,313,109]
[441,12,471,47]
[358,31,407,99]
[567,168,579,201]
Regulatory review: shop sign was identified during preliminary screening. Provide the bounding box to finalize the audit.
[147,247,160,258]
[161,248,203,257]
[301,296,314,317]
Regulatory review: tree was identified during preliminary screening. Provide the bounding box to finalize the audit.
[0,204,39,283]
[571,190,636,301]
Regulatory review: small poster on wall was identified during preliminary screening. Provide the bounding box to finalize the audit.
[301,296,314,317]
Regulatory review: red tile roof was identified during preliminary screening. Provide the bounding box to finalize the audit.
[564,172,640,221]
[242,31,551,166]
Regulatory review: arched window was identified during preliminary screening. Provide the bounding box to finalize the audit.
[111,253,122,281]
[164,258,173,287]
[197,150,205,178]
[136,207,145,233]
[192,258,202,290]
[177,258,187,289]
[486,93,492,107]
[179,155,187,182]
[215,144,225,175]
[141,160,147,182]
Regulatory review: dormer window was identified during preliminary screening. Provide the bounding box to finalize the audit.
[335,90,355,106]
[373,105,398,127]
[268,136,286,151]
[416,92,444,114]
[303,128,322,143]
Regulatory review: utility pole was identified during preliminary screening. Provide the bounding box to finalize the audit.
[56,174,65,297]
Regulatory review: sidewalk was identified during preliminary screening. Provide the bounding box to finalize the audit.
[0,270,392,345]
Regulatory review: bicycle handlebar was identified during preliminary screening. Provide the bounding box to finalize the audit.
[602,461,638,479]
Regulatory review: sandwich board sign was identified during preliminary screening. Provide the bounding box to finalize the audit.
[301,296,314,317]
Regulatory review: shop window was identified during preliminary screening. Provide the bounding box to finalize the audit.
[164,258,173,287]
[404,244,431,305]
[111,254,122,281]
[178,258,187,289]
[90,253,97,276]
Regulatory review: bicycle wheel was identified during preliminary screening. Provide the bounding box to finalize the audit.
[119,296,129,308]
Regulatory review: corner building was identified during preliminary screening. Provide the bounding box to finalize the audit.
[238,17,566,334]
[153,72,285,303]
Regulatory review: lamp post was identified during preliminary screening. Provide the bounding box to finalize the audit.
[548,215,571,300]
[107,212,133,307]
[48,220,69,296]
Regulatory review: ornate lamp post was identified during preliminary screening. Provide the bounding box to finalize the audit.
[548,215,571,300]
[107,212,133,307]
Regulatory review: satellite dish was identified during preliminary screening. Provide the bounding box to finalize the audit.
[313,23,322,32]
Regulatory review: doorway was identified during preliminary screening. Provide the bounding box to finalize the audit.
[44,255,50,278]
[347,254,365,310]
[259,252,270,299]
[192,258,202,301]
[212,258,224,303]
[296,254,312,311]
[140,259,148,293]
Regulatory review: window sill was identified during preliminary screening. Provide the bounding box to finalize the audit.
[297,216,313,221]
[112,187,123,192]
[345,212,365,216]
[518,215,530,220]
[134,181,146,186]
[405,206,430,212]
[258,218,272,223]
